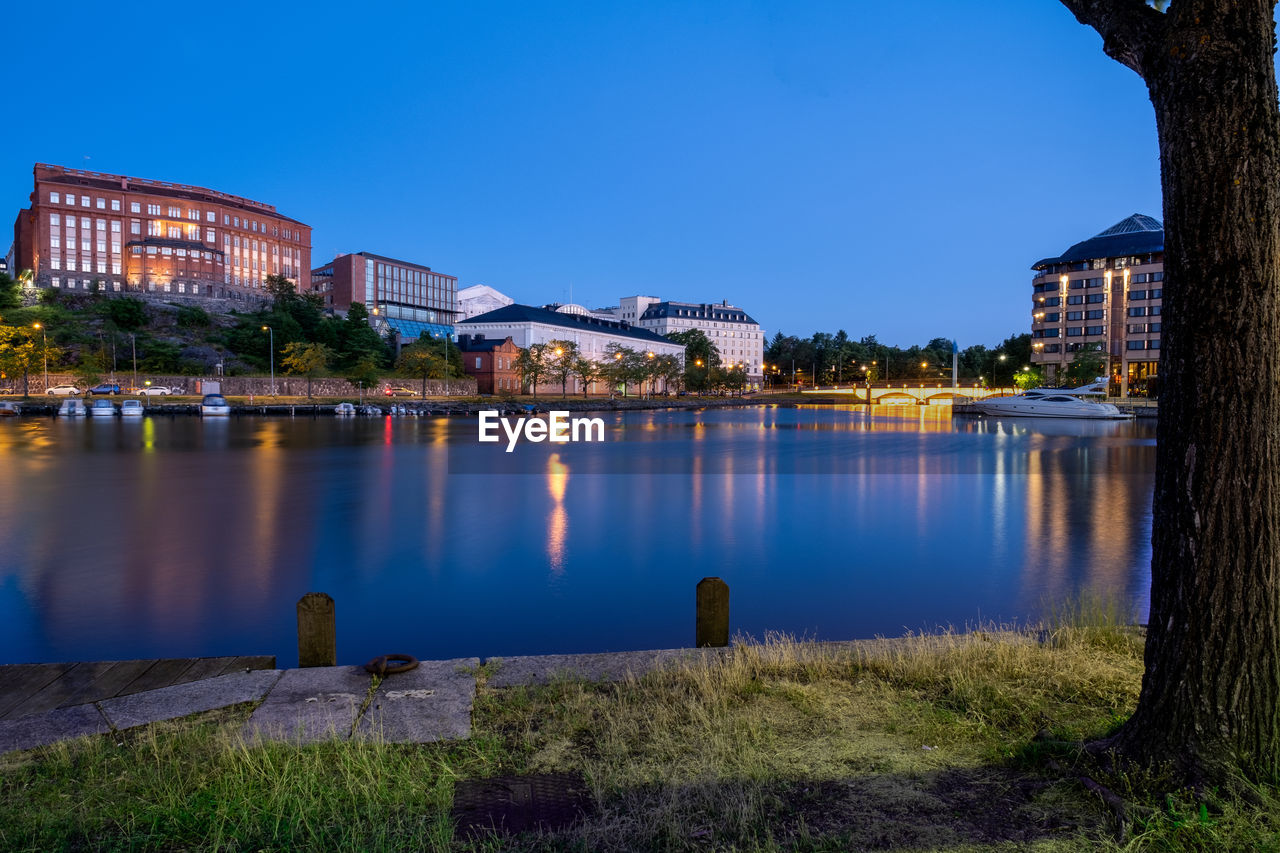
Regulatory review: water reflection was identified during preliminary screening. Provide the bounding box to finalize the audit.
[0,409,1155,665]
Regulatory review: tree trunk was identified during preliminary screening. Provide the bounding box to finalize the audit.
[1065,0,1280,786]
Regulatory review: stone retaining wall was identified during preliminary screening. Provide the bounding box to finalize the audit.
[0,372,475,397]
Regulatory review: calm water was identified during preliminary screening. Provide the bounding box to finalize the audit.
[0,406,1155,667]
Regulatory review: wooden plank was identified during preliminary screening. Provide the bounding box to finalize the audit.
[119,659,198,697]
[215,655,276,677]
[4,662,119,719]
[0,664,74,720]
[57,660,158,706]
[171,657,243,685]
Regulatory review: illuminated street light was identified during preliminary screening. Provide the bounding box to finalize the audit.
[262,325,275,395]
[32,322,48,391]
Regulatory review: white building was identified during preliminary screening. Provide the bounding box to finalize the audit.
[459,303,685,394]
[458,284,514,320]
[636,300,765,381]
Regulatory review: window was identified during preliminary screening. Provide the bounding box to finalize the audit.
[111,200,120,211]
[1127,340,1145,350]
[96,198,105,209]
[1150,289,1163,299]
[1085,293,1106,304]
[206,229,214,242]
[1044,344,1061,353]
[1129,290,1147,301]
[131,202,140,213]
[51,257,61,270]
[1128,306,1146,316]
[188,209,198,220]
[1067,327,1083,336]
[475,357,482,368]
[167,226,181,239]
[206,211,215,222]
[1149,340,1161,349]
[1152,272,1164,282]
[111,241,120,254]
[1128,324,1145,334]
[1044,296,1061,307]
[1085,309,1105,320]
[1150,305,1162,315]
[1067,295,1084,305]
[1044,312,1060,322]
[1085,325,1106,336]
[50,191,60,203]
[52,277,61,287]
[50,235,61,249]
[1066,311,1083,321]
[1149,323,1161,333]
[97,240,106,253]
[80,196,89,207]
[131,220,141,235]
[167,206,180,218]
[147,204,160,215]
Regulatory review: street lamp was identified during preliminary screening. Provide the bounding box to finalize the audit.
[262,325,275,394]
[32,323,47,391]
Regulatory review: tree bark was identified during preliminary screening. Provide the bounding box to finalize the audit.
[1061,0,1280,786]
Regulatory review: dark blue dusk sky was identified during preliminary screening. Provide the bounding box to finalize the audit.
[2,2,1167,348]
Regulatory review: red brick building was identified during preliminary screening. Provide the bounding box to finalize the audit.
[310,251,457,340]
[11,164,311,303]
[457,334,522,394]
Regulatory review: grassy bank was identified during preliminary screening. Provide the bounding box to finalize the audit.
[2,604,1277,851]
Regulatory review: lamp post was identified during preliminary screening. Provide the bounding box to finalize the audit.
[32,323,48,391]
[131,333,137,391]
[262,325,275,394]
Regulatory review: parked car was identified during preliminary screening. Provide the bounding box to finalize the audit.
[200,394,230,417]
[46,384,82,396]
[120,399,145,417]
[383,385,416,397]
[136,386,173,396]
[87,383,122,395]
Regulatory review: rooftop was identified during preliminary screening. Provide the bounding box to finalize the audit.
[461,303,675,345]
[1032,214,1164,269]
[639,300,758,325]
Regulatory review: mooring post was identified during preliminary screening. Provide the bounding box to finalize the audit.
[696,577,730,648]
[297,592,336,667]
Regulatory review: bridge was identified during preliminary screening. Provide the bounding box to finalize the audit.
[798,385,1013,405]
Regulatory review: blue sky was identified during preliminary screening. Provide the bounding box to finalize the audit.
[1,1,1163,347]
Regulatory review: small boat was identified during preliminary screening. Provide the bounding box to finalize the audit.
[200,394,231,417]
[57,398,87,417]
[0,402,18,417]
[972,378,1131,419]
[334,402,356,416]
[120,399,144,418]
[87,398,118,418]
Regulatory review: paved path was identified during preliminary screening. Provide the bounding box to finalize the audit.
[0,648,714,755]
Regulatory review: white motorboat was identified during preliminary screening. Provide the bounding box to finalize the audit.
[57,398,87,417]
[87,398,118,418]
[200,394,231,417]
[334,402,356,416]
[120,399,145,418]
[972,378,1132,419]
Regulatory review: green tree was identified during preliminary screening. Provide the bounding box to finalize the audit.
[344,356,382,404]
[0,273,21,311]
[571,355,601,397]
[280,341,331,398]
[0,326,38,396]
[1063,344,1106,387]
[546,339,579,397]
[103,298,147,331]
[397,340,445,400]
[1059,0,1280,786]
[514,343,550,399]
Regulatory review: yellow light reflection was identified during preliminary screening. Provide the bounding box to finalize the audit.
[547,453,569,575]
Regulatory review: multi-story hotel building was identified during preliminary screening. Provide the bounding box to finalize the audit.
[10,164,310,301]
[1029,214,1163,393]
[636,299,765,382]
[310,252,457,340]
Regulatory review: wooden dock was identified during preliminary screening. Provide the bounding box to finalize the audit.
[0,655,275,721]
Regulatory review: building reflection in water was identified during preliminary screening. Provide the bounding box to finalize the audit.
[0,407,1156,665]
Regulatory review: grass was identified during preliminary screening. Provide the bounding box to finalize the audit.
[1,601,1277,851]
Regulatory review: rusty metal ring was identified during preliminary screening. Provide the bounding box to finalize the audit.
[364,654,419,676]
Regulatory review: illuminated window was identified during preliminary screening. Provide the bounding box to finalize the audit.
[131,202,141,213]
[147,204,160,215]
[50,191,60,203]
[96,198,105,209]
[111,200,120,211]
